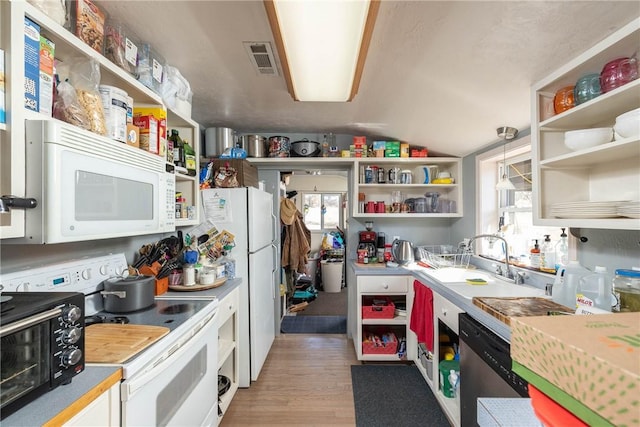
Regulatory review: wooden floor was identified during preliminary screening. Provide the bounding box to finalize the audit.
[220,334,359,426]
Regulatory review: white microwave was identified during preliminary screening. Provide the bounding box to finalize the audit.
[5,120,175,244]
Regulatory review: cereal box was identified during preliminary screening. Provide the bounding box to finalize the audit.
[39,36,55,117]
[73,0,106,53]
[0,49,5,124]
[133,114,159,154]
[24,18,40,112]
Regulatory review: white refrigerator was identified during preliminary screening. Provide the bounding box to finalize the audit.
[201,187,277,387]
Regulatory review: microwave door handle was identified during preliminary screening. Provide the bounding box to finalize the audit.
[0,307,62,337]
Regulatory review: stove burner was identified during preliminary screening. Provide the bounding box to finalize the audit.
[160,303,194,315]
[85,314,130,326]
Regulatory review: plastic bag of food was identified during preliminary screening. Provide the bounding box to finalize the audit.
[161,65,192,108]
[27,0,67,26]
[69,58,107,135]
[53,80,91,131]
[104,20,133,73]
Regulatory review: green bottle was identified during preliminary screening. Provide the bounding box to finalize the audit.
[183,138,196,176]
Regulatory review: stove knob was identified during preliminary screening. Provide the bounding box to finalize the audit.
[81,268,91,280]
[62,305,82,324]
[62,348,82,367]
[99,264,109,275]
[62,327,82,344]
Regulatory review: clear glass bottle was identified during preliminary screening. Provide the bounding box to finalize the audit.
[321,134,329,157]
[540,234,556,273]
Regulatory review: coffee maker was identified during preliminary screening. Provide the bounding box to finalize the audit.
[358,230,377,259]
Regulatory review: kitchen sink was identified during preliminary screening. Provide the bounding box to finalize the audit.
[445,282,547,300]
[422,267,547,300]
[424,267,495,283]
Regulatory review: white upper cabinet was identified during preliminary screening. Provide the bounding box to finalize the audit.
[531,18,640,230]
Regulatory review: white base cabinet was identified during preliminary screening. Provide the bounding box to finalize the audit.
[63,382,120,427]
[412,288,463,427]
[354,275,415,361]
[217,287,240,422]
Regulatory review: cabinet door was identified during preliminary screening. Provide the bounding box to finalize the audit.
[64,382,120,427]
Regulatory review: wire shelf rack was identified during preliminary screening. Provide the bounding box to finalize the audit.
[415,245,470,269]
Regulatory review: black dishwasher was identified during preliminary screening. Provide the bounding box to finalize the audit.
[458,313,529,427]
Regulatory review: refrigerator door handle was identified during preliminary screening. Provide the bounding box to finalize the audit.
[271,211,277,243]
[271,243,277,299]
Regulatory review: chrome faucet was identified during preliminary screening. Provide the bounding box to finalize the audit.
[462,234,515,283]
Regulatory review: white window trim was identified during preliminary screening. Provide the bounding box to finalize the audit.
[475,134,531,237]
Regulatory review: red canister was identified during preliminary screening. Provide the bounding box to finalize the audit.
[376,201,385,213]
[365,201,376,213]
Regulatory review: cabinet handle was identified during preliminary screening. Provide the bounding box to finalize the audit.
[383,284,388,289]
[229,304,233,310]
[442,308,448,317]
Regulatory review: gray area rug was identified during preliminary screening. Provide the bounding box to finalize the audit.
[280,315,346,334]
[351,364,449,427]
[297,290,348,316]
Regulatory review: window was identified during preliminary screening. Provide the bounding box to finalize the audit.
[302,192,343,231]
[477,136,559,268]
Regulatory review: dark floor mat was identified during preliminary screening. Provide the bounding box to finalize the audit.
[351,364,449,427]
[280,315,347,334]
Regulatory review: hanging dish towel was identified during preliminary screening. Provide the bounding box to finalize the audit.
[410,280,434,352]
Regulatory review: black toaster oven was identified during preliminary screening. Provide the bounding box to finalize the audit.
[0,292,85,419]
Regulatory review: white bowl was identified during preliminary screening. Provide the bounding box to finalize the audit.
[614,107,640,139]
[564,127,612,151]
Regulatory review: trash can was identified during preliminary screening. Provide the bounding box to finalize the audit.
[321,259,343,293]
[305,253,320,286]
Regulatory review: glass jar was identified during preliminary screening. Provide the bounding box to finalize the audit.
[613,269,640,312]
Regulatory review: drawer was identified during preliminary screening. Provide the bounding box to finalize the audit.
[217,288,239,326]
[434,292,463,333]
[357,275,408,293]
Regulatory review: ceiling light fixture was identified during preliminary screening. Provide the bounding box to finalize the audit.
[495,126,518,191]
[264,0,380,102]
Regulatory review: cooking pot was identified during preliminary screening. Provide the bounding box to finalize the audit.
[291,138,320,157]
[239,134,267,157]
[391,239,415,265]
[204,127,236,157]
[101,275,156,313]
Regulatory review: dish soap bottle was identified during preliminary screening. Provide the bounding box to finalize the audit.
[530,239,541,268]
[540,234,556,273]
[555,228,569,272]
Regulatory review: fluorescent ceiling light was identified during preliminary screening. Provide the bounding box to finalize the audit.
[265,0,379,102]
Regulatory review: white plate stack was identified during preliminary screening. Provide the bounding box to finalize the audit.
[616,201,640,218]
[550,201,624,218]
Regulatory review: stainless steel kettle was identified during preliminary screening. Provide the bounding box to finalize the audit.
[391,239,415,265]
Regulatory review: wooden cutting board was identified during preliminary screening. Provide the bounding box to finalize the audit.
[84,324,170,363]
[472,297,574,326]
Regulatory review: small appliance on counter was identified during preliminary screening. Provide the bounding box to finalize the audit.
[358,230,378,261]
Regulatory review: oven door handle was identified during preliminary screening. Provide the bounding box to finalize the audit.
[121,310,218,399]
[0,307,62,337]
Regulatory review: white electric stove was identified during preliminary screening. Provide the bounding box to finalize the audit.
[0,253,220,426]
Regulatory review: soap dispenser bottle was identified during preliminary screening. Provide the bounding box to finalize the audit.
[555,228,569,271]
[540,234,556,273]
[530,239,541,268]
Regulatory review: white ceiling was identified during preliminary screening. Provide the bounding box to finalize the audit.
[100,1,639,157]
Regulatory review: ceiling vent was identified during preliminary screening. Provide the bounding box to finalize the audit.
[243,42,279,76]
